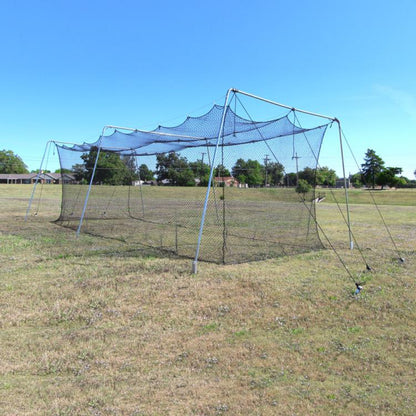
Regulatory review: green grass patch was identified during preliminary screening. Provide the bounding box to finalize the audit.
[0,184,415,415]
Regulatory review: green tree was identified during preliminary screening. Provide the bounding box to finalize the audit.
[232,158,263,187]
[266,162,285,186]
[284,172,298,186]
[189,159,211,186]
[0,150,29,173]
[295,166,336,188]
[155,152,195,186]
[361,149,385,188]
[316,166,337,187]
[213,164,231,178]
[72,163,87,182]
[121,155,139,177]
[350,172,363,188]
[231,158,247,184]
[176,169,196,186]
[395,176,408,188]
[138,164,154,181]
[295,179,312,198]
[376,167,403,189]
[298,167,316,185]
[80,147,134,185]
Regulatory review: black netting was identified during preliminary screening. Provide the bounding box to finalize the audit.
[55,96,329,264]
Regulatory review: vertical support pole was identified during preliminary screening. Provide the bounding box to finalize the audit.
[136,156,146,217]
[25,140,52,221]
[337,120,353,250]
[192,88,234,273]
[76,129,106,237]
[129,153,145,218]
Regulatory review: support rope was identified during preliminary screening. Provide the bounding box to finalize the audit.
[34,141,52,215]
[299,196,362,291]
[234,94,286,166]
[330,190,373,271]
[292,112,372,271]
[341,129,404,262]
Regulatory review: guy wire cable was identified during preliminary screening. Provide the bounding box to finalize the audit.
[341,129,404,262]
[292,112,372,271]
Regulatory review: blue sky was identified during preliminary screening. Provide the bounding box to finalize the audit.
[1,0,415,178]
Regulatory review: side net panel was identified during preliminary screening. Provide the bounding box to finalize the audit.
[55,98,329,264]
[197,126,327,263]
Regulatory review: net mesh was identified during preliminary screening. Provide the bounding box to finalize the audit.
[55,94,330,264]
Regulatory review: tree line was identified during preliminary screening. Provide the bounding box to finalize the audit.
[351,148,414,189]
[71,149,338,187]
[1,148,415,188]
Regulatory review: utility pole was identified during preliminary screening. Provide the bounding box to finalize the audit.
[264,154,270,187]
[292,152,301,183]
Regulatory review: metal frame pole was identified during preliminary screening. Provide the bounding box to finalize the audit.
[25,140,52,221]
[192,88,234,273]
[76,127,106,237]
[25,139,90,222]
[232,89,337,121]
[134,154,146,217]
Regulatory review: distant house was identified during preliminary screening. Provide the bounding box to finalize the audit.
[132,179,156,186]
[335,178,351,188]
[0,172,75,184]
[214,176,240,187]
[0,173,36,184]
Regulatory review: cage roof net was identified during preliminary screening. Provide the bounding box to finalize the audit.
[59,104,330,156]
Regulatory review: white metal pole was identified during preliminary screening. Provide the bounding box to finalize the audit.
[76,128,106,237]
[192,88,234,273]
[25,140,52,221]
[233,89,337,121]
[133,153,146,217]
[104,124,206,140]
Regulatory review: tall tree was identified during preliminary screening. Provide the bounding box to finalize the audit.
[361,149,385,188]
[0,150,29,173]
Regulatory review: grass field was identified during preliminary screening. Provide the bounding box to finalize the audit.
[0,184,415,415]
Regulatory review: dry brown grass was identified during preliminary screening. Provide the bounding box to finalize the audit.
[0,185,415,415]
